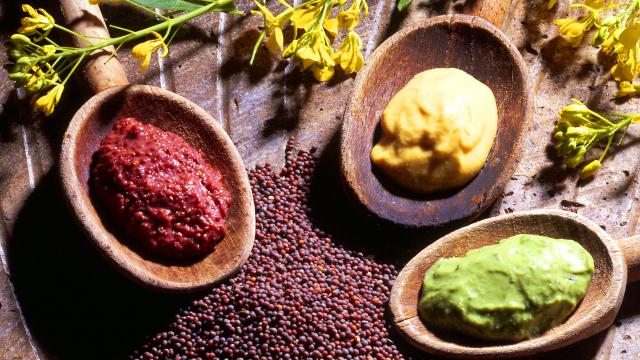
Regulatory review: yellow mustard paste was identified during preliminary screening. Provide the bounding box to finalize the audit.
[370,68,498,194]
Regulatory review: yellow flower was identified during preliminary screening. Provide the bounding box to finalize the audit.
[252,0,291,54]
[20,64,59,94]
[614,81,640,97]
[617,22,640,49]
[337,0,367,30]
[579,159,601,179]
[131,32,168,72]
[547,0,556,9]
[612,52,640,82]
[295,30,335,80]
[611,23,640,83]
[334,31,364,74]
[18,4,55,40]
[554,12,598,48]
[34,83,64,116]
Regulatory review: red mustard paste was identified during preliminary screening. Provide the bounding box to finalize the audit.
[91,117,231,261]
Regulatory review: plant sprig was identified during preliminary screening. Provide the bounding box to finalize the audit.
[553,99,640,178]
[5,0,241,116]
[250,0,367,81]
[552,0,640,97]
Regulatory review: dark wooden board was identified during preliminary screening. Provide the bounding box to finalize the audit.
[1,0,639,358]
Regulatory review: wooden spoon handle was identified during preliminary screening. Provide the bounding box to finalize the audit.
[59,0,129,93]
[620,235,640,283]
[464,0,511,28]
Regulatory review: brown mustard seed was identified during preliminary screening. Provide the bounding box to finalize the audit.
[131,139,407,359]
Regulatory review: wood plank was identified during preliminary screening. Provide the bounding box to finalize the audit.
[0,0,639,358]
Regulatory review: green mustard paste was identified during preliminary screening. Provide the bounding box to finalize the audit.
[418,234,595,341]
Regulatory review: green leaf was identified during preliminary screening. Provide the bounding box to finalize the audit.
[397,0,411,11]
[131,0,243,15]
[209,0,244,15]
[131,0,202,11]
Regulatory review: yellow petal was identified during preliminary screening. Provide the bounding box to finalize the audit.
[21,4,38,18]
[312,64,334,81]
[554,18,589,48]
[283,39,298,57]
[291,5,320,30]
[39,8,55,25]
[618,22,640,49]
[297,46,321,65]
[131,32,167,72]
[614,81,639,97]
[324,18,339,37]
[132,42,156,72]
[337,10,358,30]
[585,0,604,9]
[266,27,284,54]
[253,0,278,24]
[34,84,64,116]
[611,53,638,82]
[318,44,335,67]
[41,45,56,56]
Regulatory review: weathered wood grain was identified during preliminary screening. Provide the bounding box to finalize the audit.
[1,0,640,358]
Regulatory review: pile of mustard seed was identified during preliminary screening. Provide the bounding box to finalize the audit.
[131,140,405,359]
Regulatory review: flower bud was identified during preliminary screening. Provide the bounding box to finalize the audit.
[8,47,27,60]
[10,34,33,46]
[565,126,591,137]
[579,160,602,179]
[8,72,30,86]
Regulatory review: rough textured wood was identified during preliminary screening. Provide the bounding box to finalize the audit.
[61,85,255,291]
[1,0,640,358]
[340,15,531,227]
[390,209,627,358]
[60,0,129,92]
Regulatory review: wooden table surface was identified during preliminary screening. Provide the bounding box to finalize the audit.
[0,0,639,358]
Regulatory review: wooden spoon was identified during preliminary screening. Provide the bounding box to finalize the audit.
[59,0,255,292]
[339,14,532,227]
[389,209,639,358]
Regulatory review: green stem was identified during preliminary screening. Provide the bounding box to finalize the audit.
[166,23,182,46]
[59,1,231,58]
[250,31,266,64]
[44,37,61,48]
[61,53,85,85]
[599,133,615,162]
[619,0,639,23]
[53,24,94,46]
[313,0,332,30]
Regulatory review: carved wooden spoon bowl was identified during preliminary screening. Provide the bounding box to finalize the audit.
[390,209,640,358]
[340,15,532,227]
[59,0,254,292]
